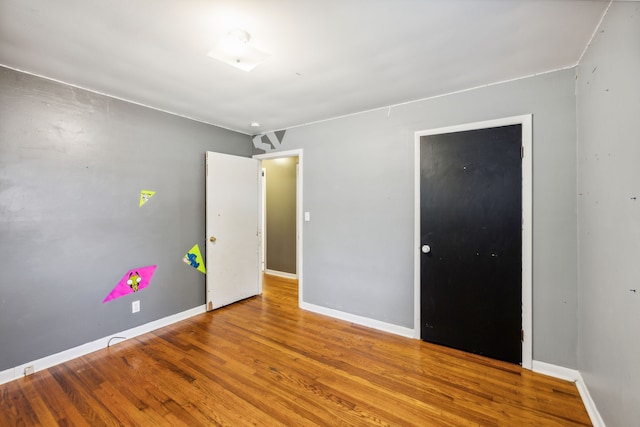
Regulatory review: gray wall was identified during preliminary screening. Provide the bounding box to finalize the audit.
[576,3,640,426]
[271,69,578,367]
[263,157,297,274]
[0,67,251,371]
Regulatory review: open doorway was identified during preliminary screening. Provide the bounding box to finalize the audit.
[254,149,303,307]
[262,157,298,278]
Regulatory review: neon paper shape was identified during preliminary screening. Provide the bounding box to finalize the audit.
[139,190,156,207]
[103,265,157,303]
[183,244,206,274]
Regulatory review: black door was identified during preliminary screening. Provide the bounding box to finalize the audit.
[420,125,522,364]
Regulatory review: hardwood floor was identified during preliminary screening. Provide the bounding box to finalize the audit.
[1,274,591,426]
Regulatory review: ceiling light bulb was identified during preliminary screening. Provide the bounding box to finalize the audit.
[228,29,250,43]
[221,29,250,56]
[251,122,260,128]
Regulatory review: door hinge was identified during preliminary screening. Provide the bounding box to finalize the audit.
[521,146,524,159]
[521,329,524,342]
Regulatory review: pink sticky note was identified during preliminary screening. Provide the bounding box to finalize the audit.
[102,265,157,303]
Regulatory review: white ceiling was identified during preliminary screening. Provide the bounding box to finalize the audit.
[0,0,608,135]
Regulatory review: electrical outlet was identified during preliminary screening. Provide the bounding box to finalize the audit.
[24,365,35,376]
[132,300,140,313]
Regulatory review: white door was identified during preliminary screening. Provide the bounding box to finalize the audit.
[205,151,261,310]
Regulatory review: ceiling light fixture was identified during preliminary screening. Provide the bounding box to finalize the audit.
[207,29,270,72]
[250,122,260,128]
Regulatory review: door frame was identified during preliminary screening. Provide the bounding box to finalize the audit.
[413,115,532,369]
[261,167,267,273]
[253,149,304,308]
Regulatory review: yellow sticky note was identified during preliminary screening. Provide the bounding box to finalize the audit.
[139,190,156,207]
[183,244,206,274]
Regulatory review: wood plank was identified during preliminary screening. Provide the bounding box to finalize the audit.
[0,274,592,426]
[0,379,41,425]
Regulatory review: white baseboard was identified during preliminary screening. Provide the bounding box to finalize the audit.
[300,301,415,338]
[532,361,604,427]
[532,360,579,382]
[0,304,207,386]
[575,371,605,427]
[265,269,297,279]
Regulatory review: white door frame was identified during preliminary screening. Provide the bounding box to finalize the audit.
[414,115,532,369]
[253,149,304,308]
[261,167,267,273]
